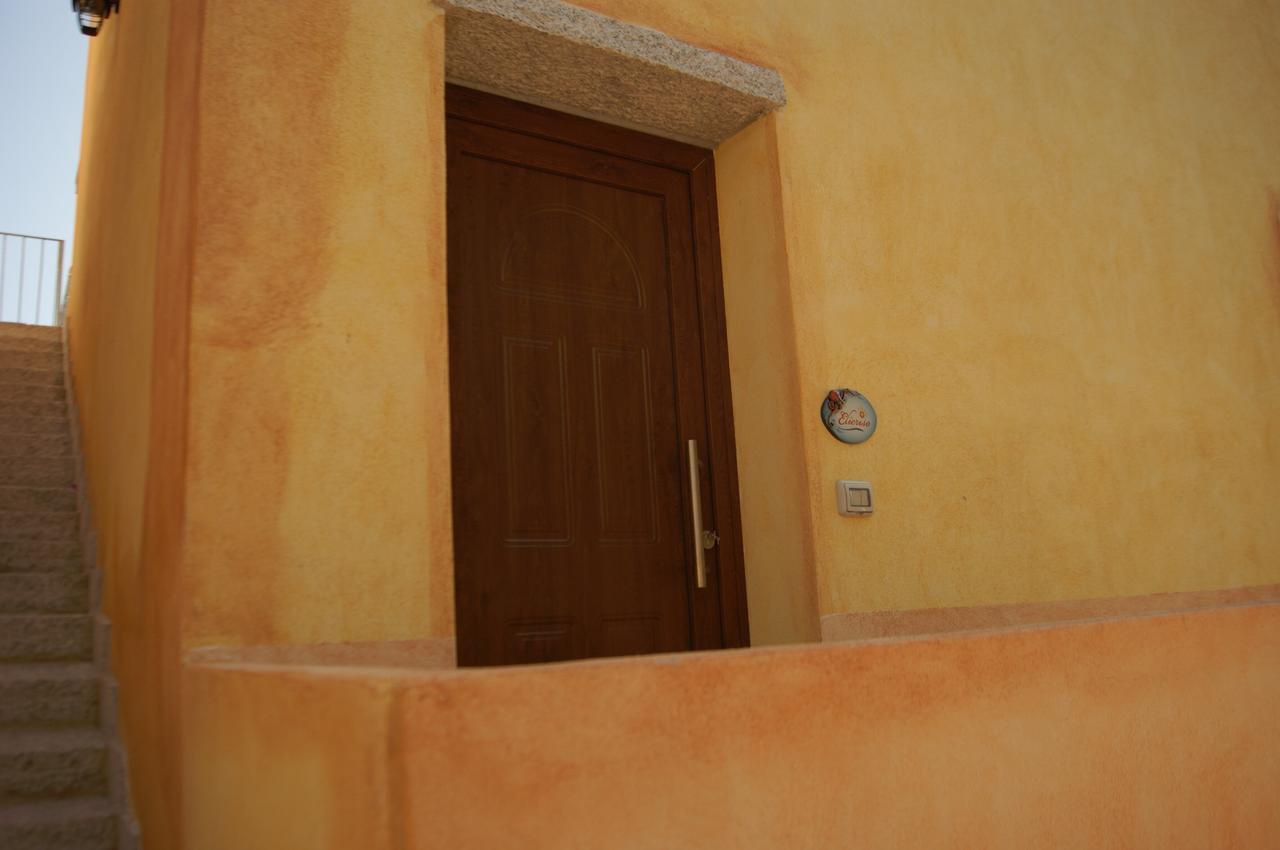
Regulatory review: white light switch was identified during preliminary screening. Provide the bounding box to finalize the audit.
[837,480,873,516]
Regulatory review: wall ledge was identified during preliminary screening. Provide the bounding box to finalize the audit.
[821,583,1280,642]
[436,0,786,146]
[186,636,458,671]
[182,595,1280,682]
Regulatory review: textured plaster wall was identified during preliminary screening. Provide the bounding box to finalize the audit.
[66,0,184,845]
[183,669,400,850]
[715,115,820,644]
[577,0,1280,616]
[68,1,164,542]
[184,603,1280,849]
[69,2,453,847]
[70,0,1280,845]
[183,0,452,647]
[69,0,162,619]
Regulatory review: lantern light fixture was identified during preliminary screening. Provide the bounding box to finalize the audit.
[71,0,120,37]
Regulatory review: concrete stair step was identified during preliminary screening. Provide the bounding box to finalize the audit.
[0,433,72,458]
[0,559,83,575]
[0,574,89,615]
[0,367,61,388]
[0,415,69,438]
[0,324,60,343]
[0,487,77,513]
[0,616,93,663]
[0,398,65,419]
[0,357,63,381]
[0,381,65,412]
[0,664,99,728]
[0,338,60,358]
[0,540,82,572]
[0,456,75,487]
[0,728,107,802]
[0,511,79,542]
[0,796,116,850]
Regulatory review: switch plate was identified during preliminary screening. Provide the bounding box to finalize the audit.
[837,480,873,515]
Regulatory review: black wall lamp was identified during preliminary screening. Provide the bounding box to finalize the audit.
[72,0,120,37]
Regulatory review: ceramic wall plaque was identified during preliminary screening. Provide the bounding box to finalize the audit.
[821,389,877,444]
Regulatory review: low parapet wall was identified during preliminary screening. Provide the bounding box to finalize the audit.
[183,602,1280,849]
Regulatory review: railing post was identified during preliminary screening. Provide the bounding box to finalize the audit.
[56,240,66,326]
[16,238,26,322]
[35,239,46,324]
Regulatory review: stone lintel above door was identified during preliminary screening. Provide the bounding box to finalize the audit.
[436,0,786,147]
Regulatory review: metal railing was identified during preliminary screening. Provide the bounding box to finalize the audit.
[0,232,66,327]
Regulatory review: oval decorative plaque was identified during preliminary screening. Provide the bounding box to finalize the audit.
[821,389,877,444]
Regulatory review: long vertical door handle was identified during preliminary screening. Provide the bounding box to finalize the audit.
[687,439,719,589]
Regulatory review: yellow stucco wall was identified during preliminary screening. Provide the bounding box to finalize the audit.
[67,0,181,844]
[715,116,821,644]
[182,0,452,648]
[73,0,1280,658]
[71,3,455,845]
[579,0,1280,617]
[68,0,164,638]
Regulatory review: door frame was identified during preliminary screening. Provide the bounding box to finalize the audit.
[445,84,751,652]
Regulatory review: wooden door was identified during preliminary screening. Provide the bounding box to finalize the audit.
[447,87,748,667]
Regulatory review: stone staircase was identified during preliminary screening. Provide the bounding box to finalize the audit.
[0,322,137,849]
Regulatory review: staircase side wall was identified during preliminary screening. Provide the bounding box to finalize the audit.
[66,0,196,846]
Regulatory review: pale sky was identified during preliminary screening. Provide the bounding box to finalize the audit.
[0,0,87,325]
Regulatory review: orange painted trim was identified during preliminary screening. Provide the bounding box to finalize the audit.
[820,583,1280,642]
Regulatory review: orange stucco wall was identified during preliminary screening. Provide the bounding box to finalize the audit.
[184,669,400,849]
[184,602,1280,849]
[66,0,1280,846]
